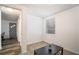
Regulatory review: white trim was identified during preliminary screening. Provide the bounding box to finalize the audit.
[0,6,2,50]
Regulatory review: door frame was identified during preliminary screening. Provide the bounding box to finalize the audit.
[0,6,2,50]
[0,6,22,50]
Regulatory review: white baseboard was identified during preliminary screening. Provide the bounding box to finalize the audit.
[44,41,79,55]
[27,40,43,45]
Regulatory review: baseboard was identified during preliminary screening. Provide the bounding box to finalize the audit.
[19,52,27,55]
[52,43,79,55]
[44,41,79,55]
[63,48,79,55]
[27,40,43,45]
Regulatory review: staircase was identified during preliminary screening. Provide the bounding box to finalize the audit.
[0,42,21,55]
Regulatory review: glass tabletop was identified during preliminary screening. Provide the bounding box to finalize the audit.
[34,44,63,55]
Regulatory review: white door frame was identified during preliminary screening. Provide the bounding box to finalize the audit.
[0,6,27,54]
[0,6,2,50]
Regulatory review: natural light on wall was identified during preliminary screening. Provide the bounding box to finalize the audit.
[1,6,20,15]
[6,7,15,12]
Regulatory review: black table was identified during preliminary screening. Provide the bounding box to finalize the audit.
[34,44,63,55]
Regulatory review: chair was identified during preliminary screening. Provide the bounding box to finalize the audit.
[1,32,5,40]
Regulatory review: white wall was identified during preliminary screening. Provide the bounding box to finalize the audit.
[43,6,79,54]
[18,8,43,53]
[43,16,56,43]
[55,6,79,54]
[27,15,43,44]
[1,19,16,39]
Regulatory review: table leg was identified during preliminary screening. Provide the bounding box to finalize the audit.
[61,48,63,55]
[34,50,37,55]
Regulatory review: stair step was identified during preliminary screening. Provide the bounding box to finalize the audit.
[2,43,20,50]
[0,43,21,55]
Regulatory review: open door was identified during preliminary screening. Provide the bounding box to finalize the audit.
[9,23,17,39]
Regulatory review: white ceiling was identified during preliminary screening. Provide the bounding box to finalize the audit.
[26,4,78,18]
[1,4,79,21]
[1,6,20,21]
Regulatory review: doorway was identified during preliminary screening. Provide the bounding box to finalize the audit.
[0,6,21,55]
[9,23,17,39]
